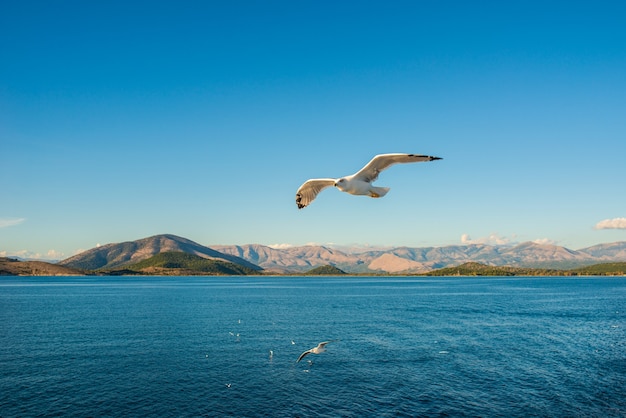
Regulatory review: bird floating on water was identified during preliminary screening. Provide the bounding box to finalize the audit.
[296,340,336,362]
[295,153,442,209]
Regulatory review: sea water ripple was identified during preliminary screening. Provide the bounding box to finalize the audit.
[0,276,624,417]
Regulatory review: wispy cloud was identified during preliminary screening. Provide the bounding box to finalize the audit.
[46,249,65,260]
[594,217,626,230]
[0,249,38,259]
[0,217,26,228]
[532,238,558,245]
[461,233,515,246]
[0,249,64,261]
[267,243,295,249]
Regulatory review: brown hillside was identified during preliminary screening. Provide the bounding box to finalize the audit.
[0,257,86,276]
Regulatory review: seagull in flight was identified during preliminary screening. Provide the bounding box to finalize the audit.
[295,153,442,209]
[296,340,336,363]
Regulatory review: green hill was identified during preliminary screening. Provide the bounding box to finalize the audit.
[113,252,259,275]
[422,261,626,276]
[422,262,560,276]
[570,262,626,275]
[304,265,347,275]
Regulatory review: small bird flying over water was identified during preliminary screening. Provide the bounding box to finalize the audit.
[296,340,335,362]
[295,153,442,209]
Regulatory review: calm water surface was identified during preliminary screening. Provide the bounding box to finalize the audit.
[1,276,624,417]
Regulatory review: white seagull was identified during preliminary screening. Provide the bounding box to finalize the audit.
[295,153,442,209]
[296,340,336,363]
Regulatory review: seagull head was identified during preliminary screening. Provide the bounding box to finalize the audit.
[334,178,346,190]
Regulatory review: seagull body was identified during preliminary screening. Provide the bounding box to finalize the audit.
[295,153,442,209]
[296,341,335,362]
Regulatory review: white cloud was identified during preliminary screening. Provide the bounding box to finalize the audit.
[0,248,64,261]
[461,233,515,246]
[46,249,65,260]
[594,217,626,230]
[0,249,39,259]
[0,217,26,228]
[532,238,558,245]
[267,243,295,249]
[460,233,472,244]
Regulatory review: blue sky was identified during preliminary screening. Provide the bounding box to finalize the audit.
[2,0,625,260]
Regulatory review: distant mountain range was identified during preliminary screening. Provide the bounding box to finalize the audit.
[52,234,626,274]
[213,241,626,273]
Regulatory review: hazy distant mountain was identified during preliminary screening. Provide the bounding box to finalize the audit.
[215,243,507,273]
[497,242,590,268]
[578,241,626,260]
[212,244,366,273]
[215,241,626,273]
[58,234,262,271]
[367,253,435,273]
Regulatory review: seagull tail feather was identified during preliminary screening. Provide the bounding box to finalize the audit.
[370,186,390,198]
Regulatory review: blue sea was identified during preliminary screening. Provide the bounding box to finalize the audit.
[1,276,624,417]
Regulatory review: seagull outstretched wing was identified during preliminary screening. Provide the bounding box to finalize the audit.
[296,340,335,362]
[296,348,314,363]
[353,153,441,183]
[295,179,336,209]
